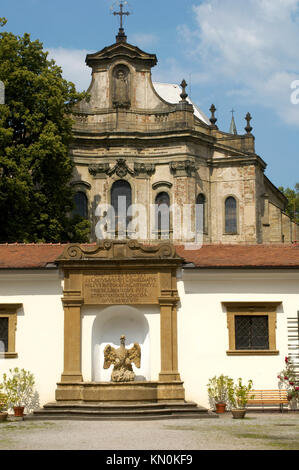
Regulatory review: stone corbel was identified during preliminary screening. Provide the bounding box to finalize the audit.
[170,160,196,177]
[88,163,110,178]
[134,162,156,177]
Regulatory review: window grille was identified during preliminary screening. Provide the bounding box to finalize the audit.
[0,317,8,352]
[235,315,269,350]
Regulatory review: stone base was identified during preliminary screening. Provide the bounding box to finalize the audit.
[55,381,186,403]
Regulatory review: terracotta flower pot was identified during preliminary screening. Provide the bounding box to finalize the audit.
[13,406,25,417]
[231,408,246,419]
[0,412,8,422]
[215,403,227,414]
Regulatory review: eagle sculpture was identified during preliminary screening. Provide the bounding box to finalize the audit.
[103,335,141,382]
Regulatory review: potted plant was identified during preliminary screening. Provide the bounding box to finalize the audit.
[277,356,299,410]
[2,368,35,417]
[227,378,254,419]
[207,375,233,413]
[0,392,8,422]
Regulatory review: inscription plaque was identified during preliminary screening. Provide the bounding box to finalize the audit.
[84,271,159,305]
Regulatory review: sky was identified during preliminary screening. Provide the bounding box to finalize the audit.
[0,0,299,189]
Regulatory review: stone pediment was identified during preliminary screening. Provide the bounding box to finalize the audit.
[56,240,181,263]
[86,41,157,69]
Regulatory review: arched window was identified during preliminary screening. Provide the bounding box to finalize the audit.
[73,192,88,219]
[196,194,206,234]
[111,180,132,235]
[225,196,237,233]
[155,192,170,239]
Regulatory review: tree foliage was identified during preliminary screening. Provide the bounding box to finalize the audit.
[0,27,90,242]
[279,183,299,224]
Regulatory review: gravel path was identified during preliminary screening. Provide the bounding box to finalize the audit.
[0,413,299,450]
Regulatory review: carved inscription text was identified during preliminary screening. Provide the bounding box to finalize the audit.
[84,272,159,305]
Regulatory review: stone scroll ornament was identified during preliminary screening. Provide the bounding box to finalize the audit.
[103,335,141,382]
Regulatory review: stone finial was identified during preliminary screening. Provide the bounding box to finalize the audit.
[209,104,218,129]
[245,112,253,134]
[180,79,188,102]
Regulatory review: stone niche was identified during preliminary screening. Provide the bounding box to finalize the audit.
[55,240,185,403]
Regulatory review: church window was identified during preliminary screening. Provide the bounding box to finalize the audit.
[155,192,170,239]
[111,180,132,234]
[73,192,88,219]
[225,196,237,234]
[196,193,206,234]
[223,302,280,356]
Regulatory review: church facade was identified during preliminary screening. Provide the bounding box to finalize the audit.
[70,31,298,245]
[0,28,298,416]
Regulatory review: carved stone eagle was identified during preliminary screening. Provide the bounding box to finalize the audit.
[103,335,141,382]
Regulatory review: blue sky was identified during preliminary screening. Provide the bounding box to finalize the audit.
[1,0,299,189]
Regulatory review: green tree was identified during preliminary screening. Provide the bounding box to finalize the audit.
[279,183,299,224]
[0,26,90,242]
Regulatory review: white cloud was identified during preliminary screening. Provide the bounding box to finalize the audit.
[178,0,299,126]
[130,33,158,48]
[47,48,93,91]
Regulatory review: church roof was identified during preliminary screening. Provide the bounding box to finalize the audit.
[153,83,211,125]
[0,244,298,269]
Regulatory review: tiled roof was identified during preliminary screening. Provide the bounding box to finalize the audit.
[0,244,67,269]
[176,244,299,268]
[0,243,298,269]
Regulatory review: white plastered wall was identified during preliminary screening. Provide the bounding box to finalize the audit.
[177,268,299,409]
[0,270,64,407]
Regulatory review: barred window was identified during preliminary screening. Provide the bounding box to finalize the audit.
[235,315,269,350]
[0,317,8,352]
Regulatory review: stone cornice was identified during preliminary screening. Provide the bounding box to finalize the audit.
[208,154,267,170]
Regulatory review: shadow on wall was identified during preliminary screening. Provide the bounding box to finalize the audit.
[91,305,150,382]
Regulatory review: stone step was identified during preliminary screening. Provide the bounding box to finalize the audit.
[26,402,218,421]
[43,401,200,411]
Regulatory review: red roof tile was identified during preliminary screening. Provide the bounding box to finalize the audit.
[0,243,298,269]
[176,244,299,268]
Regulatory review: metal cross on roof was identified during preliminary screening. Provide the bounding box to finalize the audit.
[113,1,130,30]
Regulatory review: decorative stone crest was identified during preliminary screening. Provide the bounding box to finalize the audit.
[88,159,135,178]
[170,160,196,177]
[104,335,141,382]
[107,158,135,178]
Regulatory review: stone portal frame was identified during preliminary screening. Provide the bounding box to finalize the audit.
[56,241,183,387]
[0,304,22,358]
[223,301,281,356]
